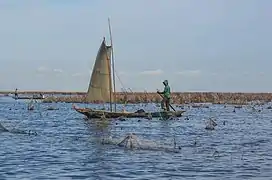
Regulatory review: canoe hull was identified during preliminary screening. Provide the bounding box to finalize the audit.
[12,96,45,100]
[73,105,185,119]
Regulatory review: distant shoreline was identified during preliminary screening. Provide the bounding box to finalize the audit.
[0,91,85,95]
[1,90,271,104]
[0,90,272,95]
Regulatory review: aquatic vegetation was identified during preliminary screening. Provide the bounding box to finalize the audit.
[35,92,272,105]
[1,91,272,104]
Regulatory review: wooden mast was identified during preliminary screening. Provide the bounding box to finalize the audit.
[106,37,113,112]
[108,18,117,112]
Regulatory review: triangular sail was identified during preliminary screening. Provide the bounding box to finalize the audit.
[86,38,113,102]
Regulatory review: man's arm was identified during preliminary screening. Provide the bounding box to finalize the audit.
[157,88,166,94]
[157,89,164,94]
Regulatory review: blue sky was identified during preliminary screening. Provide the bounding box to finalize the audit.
[0,0,271,92]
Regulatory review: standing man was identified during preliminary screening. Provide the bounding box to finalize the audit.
[157,80,171,111]
[14,88,18,99]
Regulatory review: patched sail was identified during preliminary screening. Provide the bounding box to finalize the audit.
[86,38,113,102]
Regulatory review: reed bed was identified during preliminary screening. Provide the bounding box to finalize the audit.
[41,92,272,105]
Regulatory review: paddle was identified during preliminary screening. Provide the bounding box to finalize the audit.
[156,90,176,112]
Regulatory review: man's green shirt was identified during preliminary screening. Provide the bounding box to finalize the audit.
[163,85,170,99]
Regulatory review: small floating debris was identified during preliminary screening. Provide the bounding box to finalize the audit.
[168,116,175,120]
[213,150,220,158]
[100,113,107,121]
[101,133,181,153]
[27,99,35,111]
[46,107,59,111]
[28,105,34,111]
[251,106,262,112]
[177,105,184,109]
[205,118,217,130]
[191,104,209,108]
[147,112,152,120]
[1,123,37,135]
[117,116,126,121]
[0,123,9,132]
[28,130,38,136]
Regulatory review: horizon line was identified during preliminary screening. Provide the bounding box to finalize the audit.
[0,90,271,94]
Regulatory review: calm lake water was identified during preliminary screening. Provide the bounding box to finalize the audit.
[0,97,271,180]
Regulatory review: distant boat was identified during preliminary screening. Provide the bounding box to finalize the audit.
[191,103,209,108]
[12,94,45,100]
[73,20,185,120]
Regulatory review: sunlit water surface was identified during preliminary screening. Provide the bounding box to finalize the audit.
[0,97,271,179]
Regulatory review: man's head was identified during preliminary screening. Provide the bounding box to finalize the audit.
[163,80,168,86]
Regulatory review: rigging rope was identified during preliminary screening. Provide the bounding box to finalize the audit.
[113,69,162,119]
[113,69,130,111]
[114,69,127,93]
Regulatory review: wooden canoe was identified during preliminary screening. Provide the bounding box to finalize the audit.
[12,95,45,100]
[72,105,185,120]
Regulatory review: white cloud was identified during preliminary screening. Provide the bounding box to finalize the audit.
[176,70,201,76]
[36,66,49,73]
[139,69,164,75]
[72,72,84,77]
[36,67,64,75]
[53,68,63,73]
